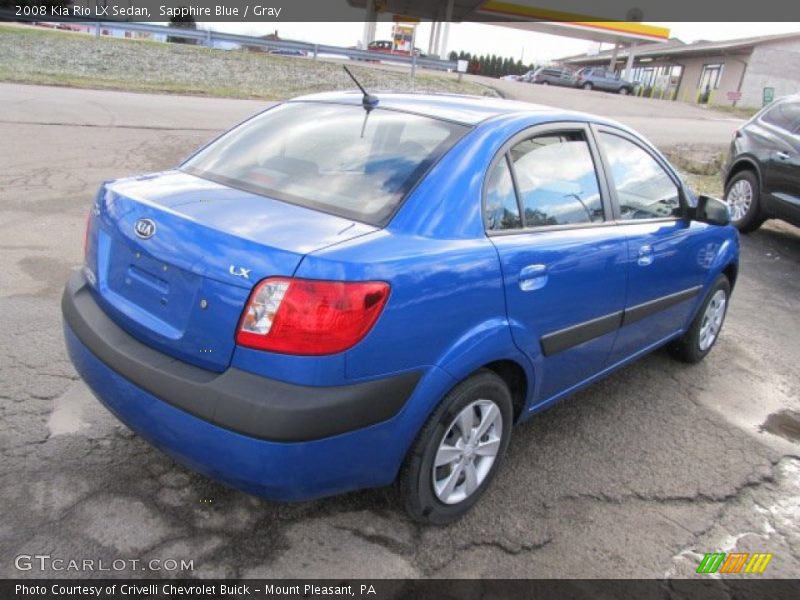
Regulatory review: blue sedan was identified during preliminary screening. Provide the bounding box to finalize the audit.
[63,90,739,524]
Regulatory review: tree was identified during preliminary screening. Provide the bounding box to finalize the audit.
[167,12,198,45]
[447,48,548,77]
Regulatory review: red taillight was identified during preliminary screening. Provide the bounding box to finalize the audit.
[236,278,390,355]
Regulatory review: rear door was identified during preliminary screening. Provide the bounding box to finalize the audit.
[590,70,606,89]
[593,126,709,364]
[487,123,628,404]
[601,71,618,91]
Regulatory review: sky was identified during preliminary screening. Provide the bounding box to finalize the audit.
[205,21,800,64]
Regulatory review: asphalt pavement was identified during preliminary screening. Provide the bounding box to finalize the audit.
[482,75,747,147]
[0,83,798,579]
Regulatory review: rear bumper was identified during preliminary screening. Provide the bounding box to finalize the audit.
[62,270,419,442]
[62,270,431,501]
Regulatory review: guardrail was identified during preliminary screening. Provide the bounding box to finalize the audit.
[1,13,458,75]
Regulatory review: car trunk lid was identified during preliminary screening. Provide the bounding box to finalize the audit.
[89,170,376,372]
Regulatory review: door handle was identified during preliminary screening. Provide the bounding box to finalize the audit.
[776,151,790,160]
[519,264,548,291]
[637,245,654,266]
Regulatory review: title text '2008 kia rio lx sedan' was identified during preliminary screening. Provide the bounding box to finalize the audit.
[62,90,739,524]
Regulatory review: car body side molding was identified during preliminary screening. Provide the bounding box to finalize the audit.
[541,311,623,357]
[540,285,702,356]
[622,286,702,327]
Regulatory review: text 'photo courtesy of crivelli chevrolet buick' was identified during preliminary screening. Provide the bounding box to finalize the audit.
[63,89,739,524]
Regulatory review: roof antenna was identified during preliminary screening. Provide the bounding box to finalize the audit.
[343,65,379,111]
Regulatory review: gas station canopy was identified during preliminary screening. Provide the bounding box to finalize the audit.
[346,0,670,45]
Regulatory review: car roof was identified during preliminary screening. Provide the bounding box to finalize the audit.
[290,91,565,126]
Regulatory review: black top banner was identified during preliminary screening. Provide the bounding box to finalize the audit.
[1,0,800,22]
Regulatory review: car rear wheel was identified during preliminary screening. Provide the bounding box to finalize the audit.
[399,370,513,525]
[582,82,593,90]
[619,87,630,95]
[670,274,731,363]
[541,81,550,85]
[724,170,765,232]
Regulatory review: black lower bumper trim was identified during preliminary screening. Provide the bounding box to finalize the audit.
[62,271,420,442]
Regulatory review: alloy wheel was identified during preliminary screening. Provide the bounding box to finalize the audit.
[727,179,753,222]
[432,399,503,505]
[699,289,727,351]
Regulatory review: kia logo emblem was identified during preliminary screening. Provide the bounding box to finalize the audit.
[134,218,156,240]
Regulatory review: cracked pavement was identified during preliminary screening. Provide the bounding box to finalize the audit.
[0,83,798,579]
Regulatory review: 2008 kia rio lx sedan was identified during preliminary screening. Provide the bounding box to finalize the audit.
[62,91,739,524]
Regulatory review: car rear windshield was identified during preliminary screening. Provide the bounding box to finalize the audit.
[181,102,469,226]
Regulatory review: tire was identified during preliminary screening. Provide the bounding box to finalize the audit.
[542,81,550,85]
[582,82,593,90]
[399,370,513,525]
[670,274,731,364]
[619,87,630,95]
[724,169,765,233]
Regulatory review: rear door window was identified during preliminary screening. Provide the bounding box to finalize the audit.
[182,102,468,226]
[485,157,522,231]
[510,132,604,227]
[761,99,800,133]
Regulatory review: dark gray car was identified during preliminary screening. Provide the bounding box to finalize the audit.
[532,67,575,87]
[575,67,634,94]
[723,94,800,232]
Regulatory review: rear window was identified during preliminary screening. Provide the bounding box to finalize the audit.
[181,102,469,226]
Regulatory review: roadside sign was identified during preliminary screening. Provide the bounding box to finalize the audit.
[457,60,468,73]
[393,14,420,22]
[726,90,742,101]
[763,87,775,106]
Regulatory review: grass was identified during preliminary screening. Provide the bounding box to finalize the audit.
[0,24,496,100]
[682,171,724,197]
[707,104,760,120]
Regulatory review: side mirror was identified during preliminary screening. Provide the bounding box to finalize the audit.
[692,195,731,226]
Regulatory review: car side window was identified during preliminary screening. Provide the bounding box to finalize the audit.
[762,100,800,133]
[598,132,682,220]
[485,157,522,231]
[510,132,604,227]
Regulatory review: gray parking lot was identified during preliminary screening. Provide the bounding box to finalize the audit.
[1,82,798,579]
[483,73,749,148]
